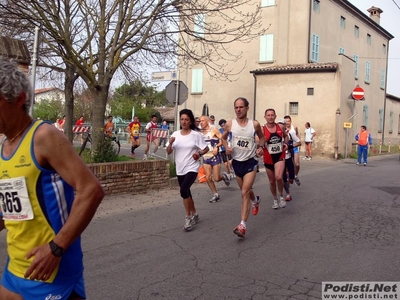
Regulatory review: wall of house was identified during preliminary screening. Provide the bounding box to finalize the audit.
[87,160,170,195]
[385,97,400,145]
[255,70,339,156]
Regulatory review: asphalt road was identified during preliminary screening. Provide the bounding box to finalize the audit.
[1,154,399,299]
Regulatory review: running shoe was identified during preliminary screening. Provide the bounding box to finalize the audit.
[363,163,367,166]
[356,162,360,165]
[191,213,200,225]
[272,199,279,209]
[131,153,135,157]
[294,176,301,186]
[183,216,193,231]
[233,224,246,238]
[222,172,230,186]
[279,196,286,208]
[307,157,312,161]
[143,154,148,160]
[302,156,308,160]
[251,195,261,216]
[285,194,292,201]
[209,194,220,203]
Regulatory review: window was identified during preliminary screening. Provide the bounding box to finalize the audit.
[311,34,319,62]
[398,114,400,134]
[259,34,274,62]
[339,47,345,54]
[383,44,387,54]
[194,14,205,38]
[379,109,383,133]
[389,111,393,133]
[340,16,346,29]
[191,68,203,93]
[261,0,275,7]
[367,34,371,45]
[365,61,371,83]
[380,69,386,89]
[354,26,359,38]
[307,88,314,95]
[363,105,369,128]
[353,54,359,79]
[289,102,298,115]
[313,0,320,13]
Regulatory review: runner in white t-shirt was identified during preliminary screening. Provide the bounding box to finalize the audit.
[167,109,208,232]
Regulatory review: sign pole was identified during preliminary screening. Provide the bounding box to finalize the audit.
[174,71,180,132]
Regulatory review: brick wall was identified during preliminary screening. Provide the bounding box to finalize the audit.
[88,160,170,195]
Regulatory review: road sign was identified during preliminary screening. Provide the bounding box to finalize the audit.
[151,71,178,81]
[343,122,352,129]
[352,86,365,100]
[165,81,189,105]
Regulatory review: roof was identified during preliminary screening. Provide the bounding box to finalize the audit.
[251,62,339,75]
[35,87,63,95]
[155,107,175,122]
[0,36,31,65]
[386,93,400,102]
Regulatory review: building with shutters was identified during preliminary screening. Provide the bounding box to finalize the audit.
[178,0,400,157]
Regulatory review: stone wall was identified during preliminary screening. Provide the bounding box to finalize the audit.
[88,160,170,195]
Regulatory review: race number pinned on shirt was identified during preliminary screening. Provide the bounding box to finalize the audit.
[0,177,34,221]
[233,136,254,151]
[267,142,283,154]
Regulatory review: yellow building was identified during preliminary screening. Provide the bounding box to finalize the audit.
[179,0,399,157]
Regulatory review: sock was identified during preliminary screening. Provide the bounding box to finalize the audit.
[240,221,247,228]
[251,197,257,204]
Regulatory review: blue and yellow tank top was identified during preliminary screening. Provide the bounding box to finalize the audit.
[0,120,83,283]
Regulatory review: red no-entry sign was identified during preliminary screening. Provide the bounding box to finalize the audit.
[352,86,365,100]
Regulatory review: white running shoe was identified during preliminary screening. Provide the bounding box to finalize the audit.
[143,154,148,160]
[279,196,286,208]
[209,194,220,203]
[272,199,279,209]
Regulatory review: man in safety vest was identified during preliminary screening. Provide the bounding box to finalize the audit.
[355,125,372,166]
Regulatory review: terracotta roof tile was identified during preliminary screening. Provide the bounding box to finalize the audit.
[251,62,339,74]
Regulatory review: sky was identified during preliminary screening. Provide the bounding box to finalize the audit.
[344,0,399,96]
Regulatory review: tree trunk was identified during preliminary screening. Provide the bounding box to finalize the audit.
[64,64,78,142]
[90,86,109,153]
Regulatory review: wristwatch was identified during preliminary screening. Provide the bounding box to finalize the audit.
[49,240,65,257]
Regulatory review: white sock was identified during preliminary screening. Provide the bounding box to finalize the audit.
[240,221,246,228]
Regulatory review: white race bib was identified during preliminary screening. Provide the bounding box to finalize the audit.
[233,136,254,151]
[0,177,34,221]
[267,143,283,154]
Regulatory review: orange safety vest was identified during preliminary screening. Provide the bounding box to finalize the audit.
[358,131,369,146]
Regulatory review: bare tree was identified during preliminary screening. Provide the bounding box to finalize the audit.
[0,0,264,149]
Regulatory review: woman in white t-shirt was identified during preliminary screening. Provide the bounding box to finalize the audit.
[167,109,208,232]
[303,122,316,160]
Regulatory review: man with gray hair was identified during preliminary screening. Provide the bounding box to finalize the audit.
[0,59,104,300]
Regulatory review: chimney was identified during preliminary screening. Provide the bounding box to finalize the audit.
[367,6,383,25]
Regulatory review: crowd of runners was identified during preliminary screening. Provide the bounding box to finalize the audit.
[159,98,318,238]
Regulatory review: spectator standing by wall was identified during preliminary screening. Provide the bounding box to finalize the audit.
[355,125,372,166]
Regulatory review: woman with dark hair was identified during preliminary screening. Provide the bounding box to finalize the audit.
[303,122,316,160]
[167,109,209,231]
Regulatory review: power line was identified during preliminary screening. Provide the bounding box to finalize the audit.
[392,0,400,10]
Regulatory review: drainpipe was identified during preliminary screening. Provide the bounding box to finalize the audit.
[382,41,390,145]
[334,108,341,159]
[307,0,312,62]
[253,73,257,120]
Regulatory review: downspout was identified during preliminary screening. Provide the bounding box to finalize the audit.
[382,41,390,145]
[253,73,257,120]
[307,0,312,62]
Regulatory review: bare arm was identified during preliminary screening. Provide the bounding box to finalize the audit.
[24,124,104,281]
[254,121,265,157]
[221,120,232,154]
